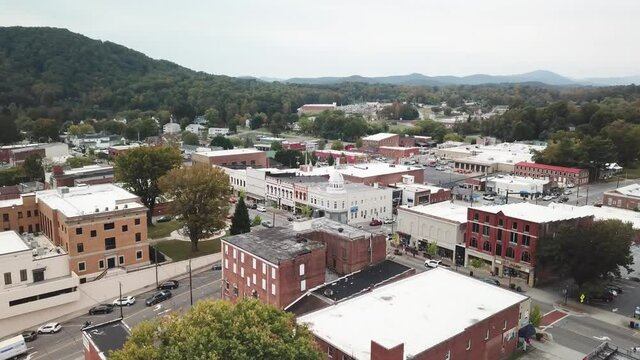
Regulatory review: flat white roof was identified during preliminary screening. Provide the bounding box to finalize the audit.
[36,184,144,218]
[400,201,469,224]
[475,202,591,223]
[548,203,640,229]
[612,183,640,198]
[489,175,549,187]
[299,269,527,359]
[362,133,398,141]
[0,231,29,255]
[316,149,367,157]
[60,164,113,175]
[196,148,264,157]
[304,163,421,179]
[0,197,24,208]
[444,143,546,165]
[379,146,419,151]
[394,183,447,193]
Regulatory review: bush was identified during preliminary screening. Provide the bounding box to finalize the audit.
[252,215,262,226]
[530,305,543,327]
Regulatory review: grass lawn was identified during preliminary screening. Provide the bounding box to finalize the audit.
[153,239,221,261]
[148,220,183,239]
[622,163,640,179]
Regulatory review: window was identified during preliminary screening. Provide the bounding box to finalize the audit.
[105,237,116,250]
[472,222,479,233]
[78,262,86,272]
[524,224,530,233]
[119,255,125,265]
[262,279,266,290]
[233,263,237,274]
[136,250,143,260]
[495,243,503,256]
[484,215,489,223]
[19,226,23,234]
[466,339,471,350]
[18,211,23,219]
[482,241,492,252]
[20,269,27,282]
[252,274,256,285]
[252,258,256,269]
[77,243,84,253]
[521,251,531,263]
[135,218,140,225]
[473,213,479,221]
[27,210,31,217]
[262,263,266,274]
[122,225,128,232]
[4,272,11,285]
[99,260,105,269]
[104,222,115,230]
[512,222,518,230]
[485,329,490,340]
[91,230,97,237]
[135,233,141,242]
[299,264,305,276]
[32,269,44,282]
[482,225,490,236]
[444,350,451,360]
[522,235,530,247]
[328,346,334,358]
[224,244,228,254]
[34,210,38,216]
[2,213,8,222]
[301,279,306,291]
[233,285,238,297]
[246,277,250,287]
[240,253,244,263]
[510,232,518,244]
[506,247,515,259]
[470,237,478,248]
[224,259,228,269]
[503,320,508,330]
[497,229,503,241]
[233,249,237,259]
[271,283,276,295]
[272,267,276,279]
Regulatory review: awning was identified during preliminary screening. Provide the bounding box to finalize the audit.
[518,324,536,339]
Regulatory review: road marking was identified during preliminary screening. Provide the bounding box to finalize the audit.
[153,304,163,311]
[158,309,171,315]
[540,310,569,329]
[593,335,611,341]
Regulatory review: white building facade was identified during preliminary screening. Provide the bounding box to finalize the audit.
[163,122,181,135]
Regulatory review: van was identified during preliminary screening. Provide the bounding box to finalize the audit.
[0,335,28,360]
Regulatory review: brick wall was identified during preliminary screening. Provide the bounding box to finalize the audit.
[602,192,640,210]
[302,231,387,275]
[344,168,424,186]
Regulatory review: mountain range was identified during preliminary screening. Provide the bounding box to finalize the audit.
[250,71,640,87]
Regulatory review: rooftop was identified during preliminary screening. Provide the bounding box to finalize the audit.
[298,268,527,359]
[547,203,640,229]
[0,196,24,208]
[195,148,264,157]
[304,217,374,239]
[474,202,592,223]
[379,146,419,151]
[315,149,368,157]
[83,319,130,358]
[56,164,113,176]
[516,161,583,174]
[611,183,640,198]
[362,133,398,141]
[36,184,144,218]
[393,183,448,193]
[399,201,469,224]
[442,143,546,165]
[488,175,549,187]
[304,163,422,180]
[0,231,30,255]
[223,227,325,265]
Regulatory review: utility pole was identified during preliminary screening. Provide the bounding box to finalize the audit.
[188,259,193,306]
[154,247,159,288]
[119,282,123,318]
[585,187,589,205]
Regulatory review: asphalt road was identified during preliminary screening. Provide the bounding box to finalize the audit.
[25,268,223,360]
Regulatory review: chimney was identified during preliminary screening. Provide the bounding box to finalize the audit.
[52,165,64,176]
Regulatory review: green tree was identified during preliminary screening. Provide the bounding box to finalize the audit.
[204,108,221,127]
[110,299,322,360]
[327,154,335,166]
[68,123,95,136]
[537,219,635,288]
[425,242,438,257]
[274,150,302,168]
[0,167,25,186]
[230,197,251,235]
[115,146,182,225]
[66,156,95,168]
[300,206,313,218]
[31,118,59,142]
[355,138,363,149]
[530,305,543,327]
[210,135,234,150]
[297,117,314,134]
[271,141,283,151]
[331,140,344,151]
[252,215,262,226]
[181,132,199,146]
[0,109,20,144]
[21,154,44,182]
[159,165,231,251]
[443,133,464,142]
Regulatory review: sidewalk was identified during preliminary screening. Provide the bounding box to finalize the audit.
[519,340,585,360]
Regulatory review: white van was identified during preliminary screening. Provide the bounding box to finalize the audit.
[0,335,28,360]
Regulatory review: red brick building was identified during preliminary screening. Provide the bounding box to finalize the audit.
[299,269,529,360]
[361,133,400,152]
[315,149,368,164]
[602,183,640,210]
[48,165,115,189]
[465,203,593,286]
[333,163,425,186]
[221,227,327,309]
[107,144,141,157]
[191,148,268,168]
[282,141,306,151]
[378,146,420,163]
[514,162,589,185]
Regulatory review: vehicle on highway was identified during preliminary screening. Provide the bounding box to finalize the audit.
[482,278,501,286]
[261,220,272,228]
[383,218,394,224]
[113,296,136,306]
[89,304,114,315]
[37,322,62,334]
[0,335,28,359]
[256,206,266,212]
[156,215,172,223]
[424,259,441,268]
[212,263,222,271]
[157,280,179,290]
[20,330,37,342]
[369,219,383,226]
[146,290,172,306]
[482,195,495,201]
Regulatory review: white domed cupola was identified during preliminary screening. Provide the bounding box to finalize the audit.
[327,170,345,193]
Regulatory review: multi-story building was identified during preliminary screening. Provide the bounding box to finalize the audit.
[486,175,550,199]
[221,227,326,309]
[266,174,328,212]
[514,162,589,186]
[36,184,150,282]
[377,146,420,163]
[465,203,593,286]
[0,143,68,165]
[602,183,640,210]
[436,143,546,174]
[361,133,400,152]
[298,268,529,360]
[107,143,141,157]
[207,127,229,138]
[46,165,115,189]
[0,231,79,319]
[315,149,368,164]
[0,194,40,234]
[163,122,181,135]
[191,148,268,169]
[296,103,337,115]
[391,177,451,207]
[82,319,130,360]
[397,201,468,263]
[304,163,424,186]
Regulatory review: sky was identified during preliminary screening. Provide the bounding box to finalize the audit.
[1,0,638,79]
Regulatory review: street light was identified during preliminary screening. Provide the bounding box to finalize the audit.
[186,259,193,306]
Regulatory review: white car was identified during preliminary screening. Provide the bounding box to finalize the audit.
[424,260,441,268]
[482,195,495,201]
[113,296,136,306]
[38,323,62,334]
[566,183,575,188]
[383,218,395,224]
[563,189,572,195]
[256,206,267,212]
[542,195,554,201]
[435,166,445,171]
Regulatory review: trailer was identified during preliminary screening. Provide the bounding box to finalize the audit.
[0,335,27,360]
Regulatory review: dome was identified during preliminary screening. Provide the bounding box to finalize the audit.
[327,170,345,193]
[328,170,344,184]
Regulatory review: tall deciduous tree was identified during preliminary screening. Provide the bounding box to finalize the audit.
[159,165,231,251]
[210,135,234,150]
[110,299,322,360]
[230,197,251,235]
[22,154,44,182]
[115,146,182,224]
[181,132,199,145]
[0,109,20,144]
[537,219,635,288]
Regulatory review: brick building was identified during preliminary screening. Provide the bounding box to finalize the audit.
[377,146,420,163]
[361,133,400,152]
[47,165,115,189]
[221,227,326,309]
[0,194,40,234]
[0,186,20,200]
[465,203,593,286]
[107,143,141,157]
[191,148,268,168]
[602,183,640,210]
[298,268,529,360]
[36,184,150,282]
[315,149,368,164]
[514,162,589,185]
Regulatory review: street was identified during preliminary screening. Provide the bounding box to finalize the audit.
[25,268,223,360]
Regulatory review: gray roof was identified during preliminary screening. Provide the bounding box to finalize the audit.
[306,217,372,240]
[223,227,325,264]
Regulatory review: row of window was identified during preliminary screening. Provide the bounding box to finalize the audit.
[8,224,41,234]
[472,214,531,232]
[4,268,45,286]
[2,209,39,222]
[74,218,141,235]
[469,239,531,262]
[77,250,145,272]
[75,233,142,253]
[516,167,578,176]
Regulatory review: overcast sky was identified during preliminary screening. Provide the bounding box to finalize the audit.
[1,0,638,79]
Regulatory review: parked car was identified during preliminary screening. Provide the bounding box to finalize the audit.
[424,259,441,268]
[261,220,272,228]
[587,291,614,303]
[563,189,572,195]
[634,306,640,319]
[482,278,501,286]
[256,206,267,212]
[250,203,258,210]
[158,280,179,290]
[287,216,294,221]
[37,323,62,334]
[482,195,495,201]
[435,165,445,171]
[89,304,114,315]
[567,183,576,188]
[113,296,136,306]
[383,218,394,224]
[559,196,570,203]
[369,219,383,226]
[607,284,623,294]
[212,262,222,271]
[542,195,554,201]
[146,290,172,306]
[156,215,172,223]
[21,330,37,342]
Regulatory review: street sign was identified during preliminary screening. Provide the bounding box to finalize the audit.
[580,294,585,303]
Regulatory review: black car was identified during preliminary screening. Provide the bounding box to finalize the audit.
[21,330,37,342]
[588,291,615,303]
[212,263,222,271]
[88,304,114,315]
[156,216,172,223]
[250,203,258,210]
[607,284,623,294]
[157,280,179,290]
[146,290,172,306]
[287,216,294,221]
